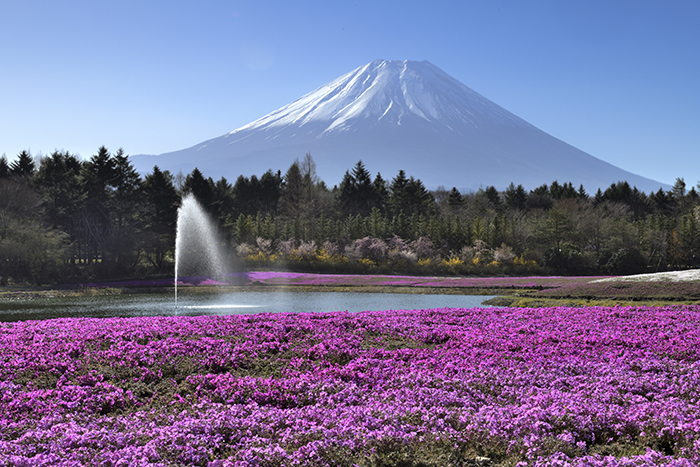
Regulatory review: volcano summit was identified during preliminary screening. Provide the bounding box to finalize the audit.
[131,60,666,192]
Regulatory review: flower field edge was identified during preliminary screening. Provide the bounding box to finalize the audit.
[2,305,700,465]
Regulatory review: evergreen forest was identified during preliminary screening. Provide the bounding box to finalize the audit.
[1,148,699,285]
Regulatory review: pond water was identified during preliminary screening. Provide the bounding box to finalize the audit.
[0,291,496,322]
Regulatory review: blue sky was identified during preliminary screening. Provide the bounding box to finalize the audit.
[1,0,698,187]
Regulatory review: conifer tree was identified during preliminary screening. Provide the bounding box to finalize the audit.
[373,172,389,213]
[0,156,10,179]
[10,150,36,178]
[143,166,179,271]
[81,146,117,266]
[183,168,216,214]
[504,183,527,211]
[335,160,380,217]
[447,187,463,211]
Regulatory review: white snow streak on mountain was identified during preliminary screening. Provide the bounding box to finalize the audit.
[233,61,521,135]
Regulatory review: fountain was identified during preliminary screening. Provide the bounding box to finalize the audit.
[174,193,227,307]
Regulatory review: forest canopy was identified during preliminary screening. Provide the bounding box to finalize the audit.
[1,148,698,285]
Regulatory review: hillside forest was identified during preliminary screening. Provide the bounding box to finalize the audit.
[1,148,699,285]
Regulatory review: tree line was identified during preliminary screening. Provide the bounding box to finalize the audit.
[1,148,699,284]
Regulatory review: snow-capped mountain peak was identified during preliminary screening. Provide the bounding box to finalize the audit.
[131,59,668,193]
[233,60,521,136]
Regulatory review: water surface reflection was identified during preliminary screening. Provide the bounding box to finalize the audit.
[0,291,496,322]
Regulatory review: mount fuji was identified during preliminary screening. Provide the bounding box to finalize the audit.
[131,59,667,193]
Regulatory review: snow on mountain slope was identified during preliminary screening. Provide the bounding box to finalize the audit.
[233,60,520,133]
[131,60,668,193]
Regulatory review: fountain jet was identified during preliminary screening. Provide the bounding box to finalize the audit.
[174,194,227,306]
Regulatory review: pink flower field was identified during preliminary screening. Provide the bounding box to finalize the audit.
[2,305,700,466]
[244,271,601,289]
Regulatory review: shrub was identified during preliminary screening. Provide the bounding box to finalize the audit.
[472,239,493,263]
[543,243,587,274]
[277,239,296,257]
[459,246,474,262]
[493,244,516,263]
[255,237,273,255]
[389,249,417,265]
[235,243,254,257]
[345,237,388,262]
[296,240,317,260]
[605,247,647,275]
[387,235,408,251]
[410,237,435,259]
[322,241,340,257]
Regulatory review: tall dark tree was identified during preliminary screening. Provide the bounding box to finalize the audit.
[258,169,283,215]
[483,185,502,211]
[0,156,10,179]
[599,181,650,220]
[373,172,389,213]
[577,184,588,200]
[143,166,180,271]
[232,175,254,217]
[389,170,435,217]
[109,149,143,271]
[447,187,464,211]
[10,150,36,178]
[80,146,117,266]
[336,160,379,217]
[387,170,409,217]
[213,177,234,227]
[548,181,559,199]
[183,168,216,214]
[504,183,527,211]
[35,151,85,265]
[111,149,142,227]
[36,150,85,230]
[527,184,554,211]
[280,161,303,219]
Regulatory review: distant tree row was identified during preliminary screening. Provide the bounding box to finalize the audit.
[1,148,699,284]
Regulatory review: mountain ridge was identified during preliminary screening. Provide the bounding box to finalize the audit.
[131,59,669,193]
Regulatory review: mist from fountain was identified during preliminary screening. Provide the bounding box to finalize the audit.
[174,193,227,307]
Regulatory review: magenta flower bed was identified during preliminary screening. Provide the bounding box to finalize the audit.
[2,306,700,465]
[531,280,700,300]
[245,271,606,289]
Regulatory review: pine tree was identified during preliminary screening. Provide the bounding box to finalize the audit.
[36,150,85,231]
[388,170,434,217]
[373,172,389,213]
[80,146,117,266]
[483,186,501,210]
[0,156,10,179]
[504,183,527,211]
[183,168,216,214]
[111,148,142,230]
[143,166,180,271]
[10,150,36,178]
[258,169,283,215]
[335,160,379,217]
[280,160,303,218]
[447,187,463,211]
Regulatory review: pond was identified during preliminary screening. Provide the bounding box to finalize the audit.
[0,291,497,322]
